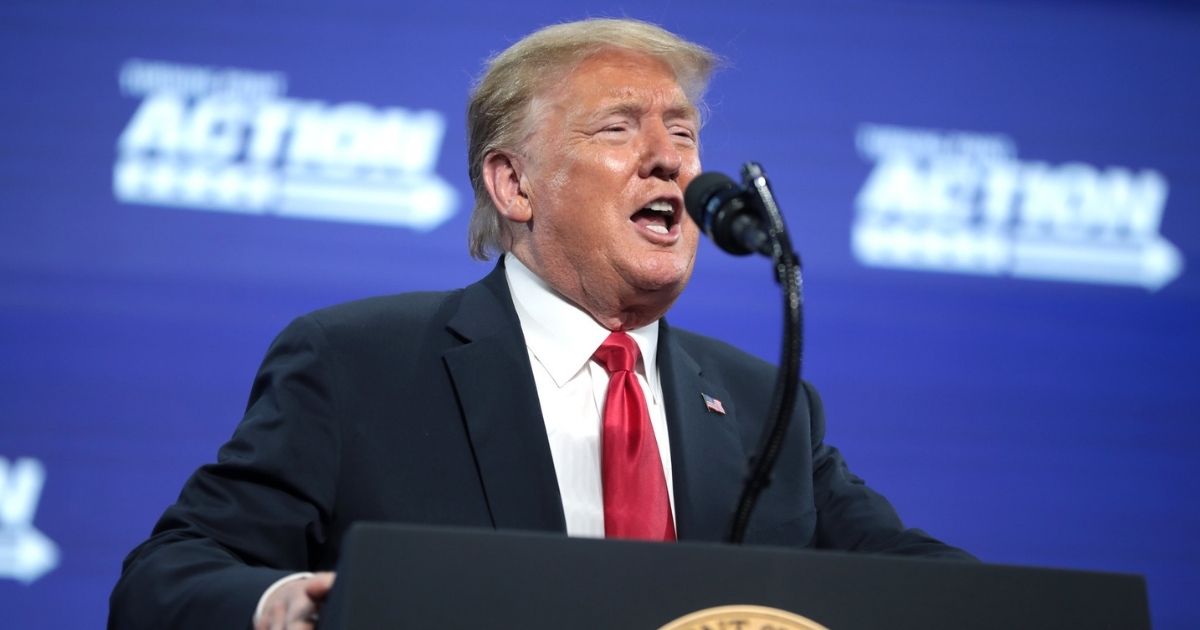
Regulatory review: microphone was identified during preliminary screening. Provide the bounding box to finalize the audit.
[685,162,805,545]
[684,171,769,256]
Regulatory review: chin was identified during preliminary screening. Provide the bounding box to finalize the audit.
[626,256,694,294]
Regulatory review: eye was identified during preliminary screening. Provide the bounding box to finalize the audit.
[671,126,698,144]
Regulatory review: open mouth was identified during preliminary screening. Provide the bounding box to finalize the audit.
[631,199,678,236]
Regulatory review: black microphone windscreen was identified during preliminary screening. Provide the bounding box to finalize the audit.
[684,171,738,227]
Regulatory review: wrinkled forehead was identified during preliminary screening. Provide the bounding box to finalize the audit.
[588,82,699,121]
[529,49,700,125]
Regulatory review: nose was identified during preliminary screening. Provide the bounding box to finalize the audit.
[638,121,683,181]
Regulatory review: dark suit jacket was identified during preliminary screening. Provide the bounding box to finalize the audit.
[109,262,970,629]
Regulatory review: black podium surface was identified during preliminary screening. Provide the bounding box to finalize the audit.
[320,523,1149,629]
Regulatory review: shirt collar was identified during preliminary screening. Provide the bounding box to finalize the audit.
[504,254,660,396]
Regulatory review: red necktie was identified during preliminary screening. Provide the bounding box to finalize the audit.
[593,332,675,541]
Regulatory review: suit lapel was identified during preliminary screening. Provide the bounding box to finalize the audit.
[659,323,747,543]
[442,264,566,534]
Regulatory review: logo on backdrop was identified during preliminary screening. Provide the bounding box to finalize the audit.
[853,124,1183,290]
[0,457,59,584]
[114,59,457,231]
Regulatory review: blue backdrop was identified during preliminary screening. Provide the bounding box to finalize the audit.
[1,1,1197,627]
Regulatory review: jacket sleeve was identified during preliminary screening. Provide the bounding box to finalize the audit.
[109,315,343,630]
[805,382,976,560]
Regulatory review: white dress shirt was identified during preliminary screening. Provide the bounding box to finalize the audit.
[505,254,676,538]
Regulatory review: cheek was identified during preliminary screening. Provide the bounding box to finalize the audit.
[553,151,611,194]
[683,229,701,257]
[565,154,632,214]
[537,161,571,200]
[598,152,632,176]
[683,151,701,172]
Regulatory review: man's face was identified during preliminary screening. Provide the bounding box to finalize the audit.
[513,49,702,328]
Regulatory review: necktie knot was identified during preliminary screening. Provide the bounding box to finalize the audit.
[593,332,639,374]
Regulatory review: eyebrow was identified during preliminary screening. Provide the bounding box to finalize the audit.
[594,101,699,123]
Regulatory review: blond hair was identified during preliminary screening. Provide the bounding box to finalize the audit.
[465,18,719,260]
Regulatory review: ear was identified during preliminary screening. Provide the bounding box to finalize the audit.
[482,150,532,224]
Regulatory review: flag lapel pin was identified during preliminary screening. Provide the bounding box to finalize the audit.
[701,393,726,415]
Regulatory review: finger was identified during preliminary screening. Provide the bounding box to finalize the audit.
[254,604,270,630]
[285,611,318,629]
[304,571,336,601]
[265,599,287,630]
[284,593,318,630]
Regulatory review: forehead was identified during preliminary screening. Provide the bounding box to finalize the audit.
[542,49,697,119]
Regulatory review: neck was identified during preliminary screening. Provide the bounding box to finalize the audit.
[506,251,677,331]
[574,284,673,331]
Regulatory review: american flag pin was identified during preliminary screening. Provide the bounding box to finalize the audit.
[701,393,726,415]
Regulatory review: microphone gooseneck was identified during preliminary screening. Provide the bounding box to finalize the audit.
[685,163,805,545]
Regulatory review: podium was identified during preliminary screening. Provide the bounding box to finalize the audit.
[320,523,1149,629]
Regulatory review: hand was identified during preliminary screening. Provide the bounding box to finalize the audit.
[255,571,336,630]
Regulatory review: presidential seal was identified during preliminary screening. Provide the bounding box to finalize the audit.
[660,604,830,630]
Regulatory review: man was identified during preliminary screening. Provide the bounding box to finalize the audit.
[110,18,971,630]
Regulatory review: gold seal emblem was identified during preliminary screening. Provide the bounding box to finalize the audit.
[659,604,831,630]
